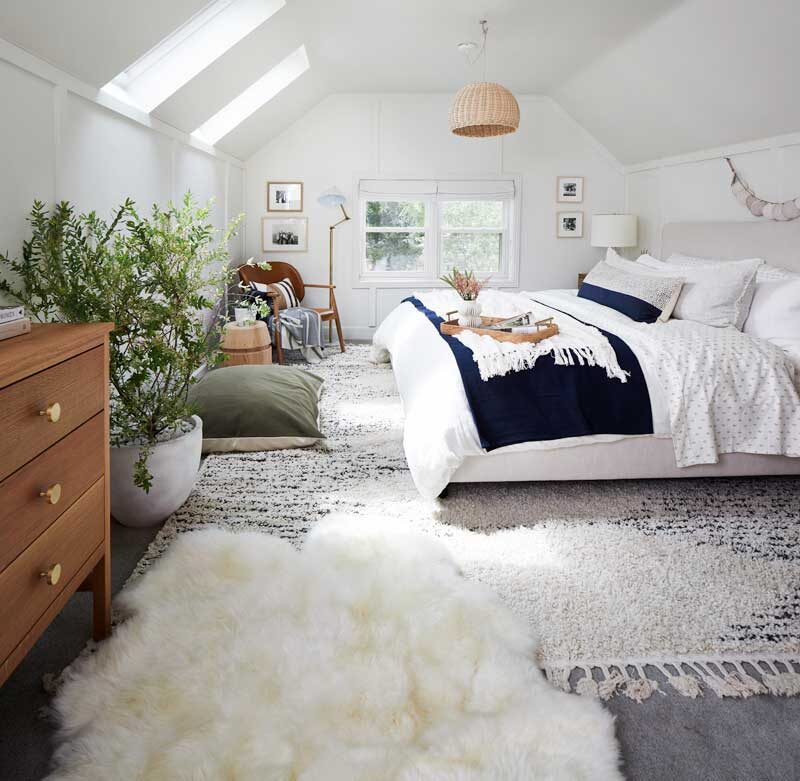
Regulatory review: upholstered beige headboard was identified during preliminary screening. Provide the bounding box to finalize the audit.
[661,221,800,272]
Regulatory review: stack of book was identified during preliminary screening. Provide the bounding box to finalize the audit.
[0,306,31,341]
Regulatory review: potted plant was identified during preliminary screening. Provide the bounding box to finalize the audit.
[0,195,242,526]
[440,268,489,327]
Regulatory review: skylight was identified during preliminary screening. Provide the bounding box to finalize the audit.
[191,45,309,145]
[102,0,286,113]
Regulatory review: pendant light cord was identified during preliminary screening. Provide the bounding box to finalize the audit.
[482,21,488,82]
[463,19,489,72]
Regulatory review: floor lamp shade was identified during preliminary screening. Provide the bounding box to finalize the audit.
[591,214,638,248]
[318,187,346,207]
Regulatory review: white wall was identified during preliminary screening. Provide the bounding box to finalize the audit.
[0,41,245,307]
[626,133,800,256]
[245,93,625,339]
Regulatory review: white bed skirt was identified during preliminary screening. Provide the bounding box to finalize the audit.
[451,435,800,485]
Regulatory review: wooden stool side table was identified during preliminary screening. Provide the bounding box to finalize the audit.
[220,321,272,367]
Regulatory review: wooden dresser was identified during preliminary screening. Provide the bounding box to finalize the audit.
[0,323,113,686]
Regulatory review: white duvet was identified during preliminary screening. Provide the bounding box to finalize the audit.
[372,289,800,498]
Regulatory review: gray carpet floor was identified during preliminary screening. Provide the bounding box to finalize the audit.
[1,516,799,780]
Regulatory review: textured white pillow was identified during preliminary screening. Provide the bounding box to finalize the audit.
[635,253,761,329]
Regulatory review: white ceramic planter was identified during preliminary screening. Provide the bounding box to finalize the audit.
[110,415,202,527]
[457,299,482,327]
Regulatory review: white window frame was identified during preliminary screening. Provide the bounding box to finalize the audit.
[361,195,433,281]
[355,176,521,288]
[438,197,511,281]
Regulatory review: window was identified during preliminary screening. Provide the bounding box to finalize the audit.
[192,45,310,145]
[364,201,427,272]
[102,0,286,114]
[358,179,518,286]
[440,200,505,274]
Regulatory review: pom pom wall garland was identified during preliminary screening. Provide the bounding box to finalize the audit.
[727,157,800,221]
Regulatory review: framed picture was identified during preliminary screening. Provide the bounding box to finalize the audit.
[557,176,584,203]
[262,217,308,251]
[557,211,584,238]
[267,181,303,212]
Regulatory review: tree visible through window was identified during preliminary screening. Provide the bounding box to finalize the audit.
[440,201,503,274]
[360,181,515,282]
[365,201,426,272]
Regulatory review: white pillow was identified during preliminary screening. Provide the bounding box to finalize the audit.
[753,262,799,282]
[742,271,800,351]
[635,253,761,329]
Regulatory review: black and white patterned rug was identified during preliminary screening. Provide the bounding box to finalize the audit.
[133,345,800,702]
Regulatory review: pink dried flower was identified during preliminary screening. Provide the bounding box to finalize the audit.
[439,268,490,300]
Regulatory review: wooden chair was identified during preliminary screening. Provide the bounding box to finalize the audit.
[238,261,344,364]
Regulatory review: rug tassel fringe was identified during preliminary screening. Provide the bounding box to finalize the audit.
[545,658,800,702]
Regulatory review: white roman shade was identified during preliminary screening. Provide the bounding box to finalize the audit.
[359,180,437,197]
[435,180,515,199]
[359,179,515,200]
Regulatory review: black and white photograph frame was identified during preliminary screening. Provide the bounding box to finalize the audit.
[267,181,303,212]
[557,176,584,203]
[557,211,584,238]
[262,217,308,251]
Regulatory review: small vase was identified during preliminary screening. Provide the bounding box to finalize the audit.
[457,299,482,328]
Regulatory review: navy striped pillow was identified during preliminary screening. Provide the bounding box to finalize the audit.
[250,278,300,311]
[273,278,300,309]
[578,261,683,323]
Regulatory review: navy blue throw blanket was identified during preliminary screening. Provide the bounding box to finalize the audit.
[404,296,652,451]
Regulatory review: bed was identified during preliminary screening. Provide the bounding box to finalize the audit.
[373,220,800,497]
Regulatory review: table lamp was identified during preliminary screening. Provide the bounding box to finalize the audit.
[590,214,638,255]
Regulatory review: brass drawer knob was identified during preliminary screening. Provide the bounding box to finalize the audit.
[40,563,62,586]
[39,402,61,423]
[40,483,62,505]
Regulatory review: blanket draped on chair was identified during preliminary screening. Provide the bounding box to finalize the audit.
[269,307,325,362]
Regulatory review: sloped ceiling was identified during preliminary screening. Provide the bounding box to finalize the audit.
[0,0,798,164]
[0,0,210,87]
[553,0,800,164]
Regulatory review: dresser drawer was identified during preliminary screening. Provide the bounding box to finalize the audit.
[0,413,105,571]
[0,479,104,665]
[0,346,105,482]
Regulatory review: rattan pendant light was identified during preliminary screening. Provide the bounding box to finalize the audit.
[450,20,519,138]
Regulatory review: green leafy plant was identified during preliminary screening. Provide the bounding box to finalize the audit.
[232,258,273,322]
[0,194,243,491]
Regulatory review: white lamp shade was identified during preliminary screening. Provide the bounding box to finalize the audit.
[318,186,346,207]
[591,214,638,248]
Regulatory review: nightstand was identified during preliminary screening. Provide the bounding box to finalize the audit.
[577,273,587,287]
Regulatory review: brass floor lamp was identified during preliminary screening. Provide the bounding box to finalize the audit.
[317,187,351,344]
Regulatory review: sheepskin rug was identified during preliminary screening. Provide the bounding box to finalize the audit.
[48,521,621,780]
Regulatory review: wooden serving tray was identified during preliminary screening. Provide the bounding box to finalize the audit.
[440,315,559,344]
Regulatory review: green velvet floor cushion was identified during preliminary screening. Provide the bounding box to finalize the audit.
[188,365,324,453]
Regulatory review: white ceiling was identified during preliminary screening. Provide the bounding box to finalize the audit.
[0,0,798,164]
